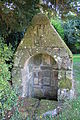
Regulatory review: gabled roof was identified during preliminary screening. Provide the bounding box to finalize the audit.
[18,13,72,58]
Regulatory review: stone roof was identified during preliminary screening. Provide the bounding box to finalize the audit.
[17,13,72,58]
[31,13,50,25]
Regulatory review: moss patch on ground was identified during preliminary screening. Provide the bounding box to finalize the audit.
[17,97,58,119]
[36,99,58,116]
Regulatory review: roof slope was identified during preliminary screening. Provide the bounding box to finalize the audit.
[18,13,72,58]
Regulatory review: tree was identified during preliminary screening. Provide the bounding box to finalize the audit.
[41,0,80,19]
[0,0,39,36]
[64,19,80,53]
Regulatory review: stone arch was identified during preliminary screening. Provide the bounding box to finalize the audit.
[21,52,58,100]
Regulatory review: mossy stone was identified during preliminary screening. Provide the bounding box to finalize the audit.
[59,78,72,90]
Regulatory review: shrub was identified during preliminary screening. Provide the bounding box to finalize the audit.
[63,19,80,54]
[51,18,64,39]
[0,37,16,119]
[0,37,13,62]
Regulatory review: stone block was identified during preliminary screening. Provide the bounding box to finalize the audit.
[53,64,58,69]
[66,71,72,79]
[14,56,21,67]
[43,77,50,86]
[40,65,52,70]
[52,70,58,81]
[61,58,68,70]
[50,56,56,65]
[42,70,51,77]
[42,54,50,64]
[59,48,68,57]
[34,71,38,78]
[19,49,30,68]
[33,88,43,98]
[38,70,42,77]
[54,70,58,78]
[34,78,39,85]
[33,54,42,65]
[51,48,60,56]
[51,79,55,86]
[43,86,57,99]
[61,56,72,70]
[12,68,22,85]
[58,70,66,80]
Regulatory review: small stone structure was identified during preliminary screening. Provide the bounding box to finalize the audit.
[12,13,74,100]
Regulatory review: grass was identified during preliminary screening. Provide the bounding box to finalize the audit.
[73,54,80,62]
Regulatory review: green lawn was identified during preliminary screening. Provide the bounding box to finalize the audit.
[73,54,80,62]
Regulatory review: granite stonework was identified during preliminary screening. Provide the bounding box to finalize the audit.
[12,13,74,101]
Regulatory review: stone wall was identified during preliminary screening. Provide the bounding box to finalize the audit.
[12,13,73,101]
[24,53,58,100]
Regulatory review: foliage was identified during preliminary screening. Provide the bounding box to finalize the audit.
[0,75,16,119]
[0,60,10,81]
[0,37,13,63]
[0,0,79,36]
[0,0,40,54]
[50,17,80,54]
[0,37,15,119]
[41,0,80,19]
[51,18,64,39]
[0,60,23,119]
[41,0,80,54]
[0,0,39,36]
[63,19,80,53]
[0,36,25,119]
[0,37,13,81]
[6,32,24,51]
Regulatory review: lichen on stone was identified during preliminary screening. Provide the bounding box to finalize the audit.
[59,78,72,90]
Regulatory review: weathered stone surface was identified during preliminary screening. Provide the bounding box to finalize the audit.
[66,70,73,79]
[34,78,39,85]
[12,13,73,101]
[40,65,52,70]
[43,77,50,85]
[33,88,43,98]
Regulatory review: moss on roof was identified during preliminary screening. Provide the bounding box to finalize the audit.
[18,13,73,58]
[31,13,50,25]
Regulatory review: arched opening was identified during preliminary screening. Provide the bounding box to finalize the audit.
[26,53,58,100]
